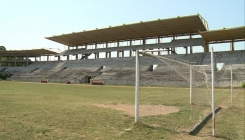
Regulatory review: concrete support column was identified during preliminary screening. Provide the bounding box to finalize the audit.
[117,41,120,47]
[95,44,97,49]
[106,52,111,58]
[106,42,108,48]
[143,38,146,45]
[85,44,87,49]
[130,39,132,46]
[172,35,176,54]
[204,41,209,53]
[117,51,119,58]
[97,53,99,59]
[67,55,69,60]
[76,46,78,60]
[58,56,60,61]
[158,36,161,43]
[231,40,235,52]
[190,34,193,54]
[47,55,49,61]
[14,56,16,67]
[26,56,29,66]
[122,51,124,57]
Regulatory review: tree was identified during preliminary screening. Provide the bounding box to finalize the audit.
[0,46,6,51]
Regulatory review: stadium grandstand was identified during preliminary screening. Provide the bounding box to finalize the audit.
[0,14,244,86]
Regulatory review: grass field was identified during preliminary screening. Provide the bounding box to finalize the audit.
[0,81,244,140]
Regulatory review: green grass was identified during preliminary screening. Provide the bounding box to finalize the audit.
[0,81,244,140]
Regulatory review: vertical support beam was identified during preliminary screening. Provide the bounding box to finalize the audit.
[190,34,193,54]
[106,42,108,48]
[67,55,69,60]
[143,38,146,45]
[158,36,161,44]
[122,51,124,57]
[230,65,233,106]
[76,46,78,60]
[190,66,192,104]
[230,40,235,52]
[26,56,29,66]
[85,44,87,49]
[211,47,215,136]
[204,41,209,54]
[172,35,176,54]
[14,56,16,67]
[47,55,49,61]
[135,50,139,123]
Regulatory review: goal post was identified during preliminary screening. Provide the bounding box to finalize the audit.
[135,48,216,135]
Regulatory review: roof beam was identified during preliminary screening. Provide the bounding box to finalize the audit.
[177,16,191,33]
[157,19,175,35]
[140,21,158,37]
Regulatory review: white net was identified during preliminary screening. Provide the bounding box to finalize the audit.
[138,51,212,132]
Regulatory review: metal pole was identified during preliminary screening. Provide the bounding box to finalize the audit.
[190,66,192,104]
[211,47,215,136]
[230,65,233,106]
[135,50,140,122]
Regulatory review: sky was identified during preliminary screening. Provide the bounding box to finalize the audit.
[0,0,244,54]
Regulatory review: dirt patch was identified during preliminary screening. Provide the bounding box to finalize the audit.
[93,104,179,117]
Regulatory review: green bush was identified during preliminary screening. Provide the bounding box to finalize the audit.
[242,83,245,88]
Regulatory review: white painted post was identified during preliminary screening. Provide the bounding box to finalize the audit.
[190,66,193,104]
[135,50,140,123]
[230,65,233,106]
[211,47,215,136]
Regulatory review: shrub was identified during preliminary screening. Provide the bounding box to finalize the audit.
[242,83,245,88]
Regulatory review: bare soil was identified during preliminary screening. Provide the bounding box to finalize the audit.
[93,103,179,117]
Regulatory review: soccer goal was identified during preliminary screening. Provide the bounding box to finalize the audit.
[135,48,217,136]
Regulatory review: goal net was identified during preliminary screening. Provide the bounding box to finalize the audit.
[136,50,214,133]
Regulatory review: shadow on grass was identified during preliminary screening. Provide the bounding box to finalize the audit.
[133,122,189,135]
[189,107,222,135]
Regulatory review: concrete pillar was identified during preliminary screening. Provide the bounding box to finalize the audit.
[58,56,60,61]
[67,55,69,60]
[143,38,146,45]
[47,55,49,61]
[26,56,29,66]
[85,44,87,49]
[204,41,209,53]
[231,40,235,52]
[0,56,2,66]
[117,41,120,47]
[185,47,188,54]
[14,56,16,67]
[76,55,78,60]
[122,51,124,57]
[95,44,97,49]
[106,42,108,48]
[172,35,176,54]
[130,39,132,46]
[158,36,161,43]
[189,35,193,54]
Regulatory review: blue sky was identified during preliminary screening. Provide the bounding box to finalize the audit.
[0,0,244,53]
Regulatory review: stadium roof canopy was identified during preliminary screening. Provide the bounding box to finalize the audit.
[0,49,58,57]
[46,14,208,46]
[199,26,245,43]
